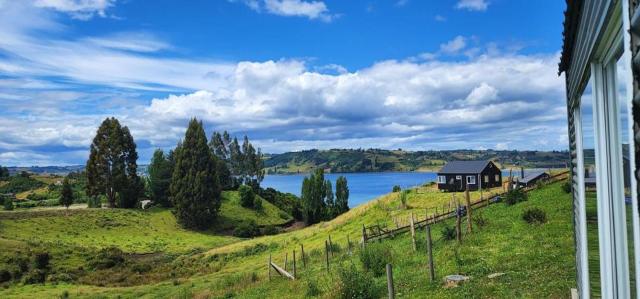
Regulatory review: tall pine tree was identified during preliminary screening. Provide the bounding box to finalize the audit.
[60,177,74,209]
[148,149,173,207]
[86,117,142,208]
[335,176,350,215]
[170,119,221,229]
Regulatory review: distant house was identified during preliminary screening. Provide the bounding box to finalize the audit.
[437,160,502,192]
[516,170,550,188]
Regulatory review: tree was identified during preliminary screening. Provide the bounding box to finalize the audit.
[85,117,142,208]
[301,169,328,225]
[209,131,263,188]
[0,166,9,180]
[148,149,173,207]
[238,185,255,208]
[60,177,74,209]
[324,180,335,218]
[335,176,350,215]
[170,118,221,229]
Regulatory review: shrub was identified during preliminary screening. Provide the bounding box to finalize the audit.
[33,251,50,270]
[562,181,572,193]
[253,196,263,211]
[262,225,278,235]
[59,290,70,299]
[359,243,392,277]
[523,208,547,224]
[0,269,11,283]
[22,269,46,284]
[334,263,381,299]
[392,185,401,192]
[233,220,259,238]
[504,188,527,206]
[26,193,48,201]
[87,196,102,208]
[473,212,488,228]
[441,225,456,241]
[90,247,125,270]
[239,185,256,208]
[398,190,408,209]
[3,199,13,211]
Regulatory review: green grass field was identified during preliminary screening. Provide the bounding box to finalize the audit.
[0,180,574,298]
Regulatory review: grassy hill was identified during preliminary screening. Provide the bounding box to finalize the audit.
[264,149,569,174]
[0,178,574,298]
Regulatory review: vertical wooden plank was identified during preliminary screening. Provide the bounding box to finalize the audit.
[325,240,330,271]
[284,252,288,272]
[426,225,435,281]
[386,264,395,299]
[362,224,367,249]
[293,250,297,279]
[301,244,306,268]
[465,185,472,233]
[410,212,416,251]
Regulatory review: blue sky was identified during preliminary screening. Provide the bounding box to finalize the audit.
[0,0,567,166]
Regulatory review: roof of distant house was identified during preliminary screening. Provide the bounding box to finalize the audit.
[519,171,549,184]
[438,160,494,174]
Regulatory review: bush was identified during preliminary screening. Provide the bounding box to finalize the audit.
[90,247,125,270]
[3,199,13,211]
[399,190,408,209]
[87,196,102,208]
[233,220,259,238]
[523,208,547,224]
[473,212,488,228]
[0,269,11,283]
[253,196,263,211]
[239,185,256,208]
[504,188,527,206]
[562,181,572,193]
[359,243,392,277]
[22,269,46,284]
[335,263,381,299]
[441,225,456,241]
[306,279,321,297]
[392,185,401,192]
[26,193,48,201]
[262,225,278,235]
[33,251,50,270]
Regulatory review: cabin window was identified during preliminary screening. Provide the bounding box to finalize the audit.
[455,175,461,180]
[484,175,489,183]
[466,176,475,185]
[437,176,446,184]
[495,174,500,182]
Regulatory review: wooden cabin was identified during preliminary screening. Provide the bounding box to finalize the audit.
[515,170,550,188]
[436,160,501,192]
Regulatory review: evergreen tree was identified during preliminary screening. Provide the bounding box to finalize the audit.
[148,149,173,207]
[324,180,335,218]
[301,169,328,225]
[60,177,74,209]
[170,118,221,230]
[85,117,142,208]
[0,166,9,180]
[335,176,350,215]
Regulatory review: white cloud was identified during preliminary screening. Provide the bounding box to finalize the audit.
[33,0,116,19]
[439,36,466,54]
[234,0,336,22]
[455,0,489,11]
[465,83,498,104]
[434,15,446,22]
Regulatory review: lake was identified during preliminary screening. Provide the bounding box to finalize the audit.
[261,169,542,207]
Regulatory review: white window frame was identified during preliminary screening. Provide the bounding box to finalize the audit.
[484,175,489,183]
[437,175,446,184]
[455,175,462,180]
[495,174,500,182]
[466,175,475,185]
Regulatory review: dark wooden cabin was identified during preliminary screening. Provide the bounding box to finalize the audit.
[516,170,550,188]
[437,160,501,192]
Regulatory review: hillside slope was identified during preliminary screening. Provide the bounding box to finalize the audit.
[0,180,574,298]
[264,149,569,174]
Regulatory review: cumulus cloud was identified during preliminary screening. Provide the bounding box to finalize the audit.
[455,0,489,11]
[439,36,467,54]
[233,0,336,22]
[33,0,116,19]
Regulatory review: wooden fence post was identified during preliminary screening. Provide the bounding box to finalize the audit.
[456,198,462,243]
[284,252,288,272]
[362,224,367,249]
[293,250,297,279]
[268,253,272,281]
[410,212,416,251]
[325,240,330,271]
[386,264,395,299]
[426,225,435,281]
[301,244,306,268]
[465,186,472,233]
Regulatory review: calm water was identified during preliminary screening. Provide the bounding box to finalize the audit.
[261,169,543,207]
[262,172,437,207]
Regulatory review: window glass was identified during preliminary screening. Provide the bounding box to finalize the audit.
[580,77,600,296]
[615,50,636,296]
[467,176,475,184]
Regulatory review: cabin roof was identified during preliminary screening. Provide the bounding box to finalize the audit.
[519,171,549,184]
[559,0,583,75]
[438,160,493,174]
